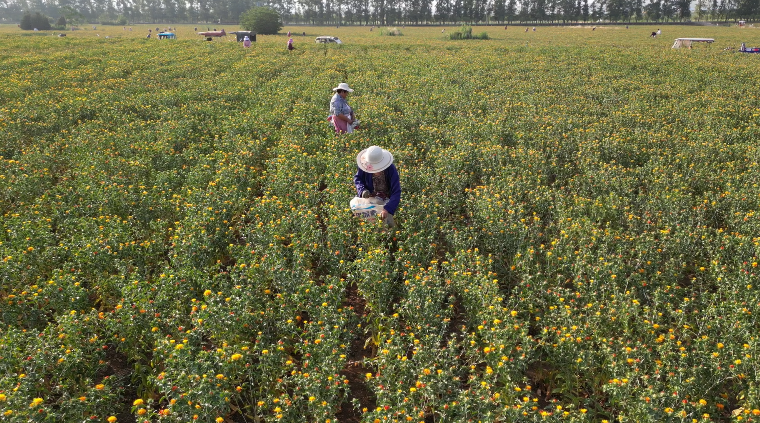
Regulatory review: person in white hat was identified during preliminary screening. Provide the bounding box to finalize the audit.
[329,83,358,134]
[354,146,401,227]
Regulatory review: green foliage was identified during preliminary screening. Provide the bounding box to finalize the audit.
[98,13,128,25]
[379,27,403,36]
[240,6,282,35]
[19,12,51,30]
[59,6,85,25]
[55,16,66,29]
[448,25,489,40]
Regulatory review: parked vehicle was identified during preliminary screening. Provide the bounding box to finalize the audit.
[315,36,342,44]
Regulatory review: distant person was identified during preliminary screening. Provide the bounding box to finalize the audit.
[525,27,529,32]
[302,31,306,36]
[287,30,291,37]
[532,27,536,31]
[505,25,508,29]
[592,26,596,30]
[146,33,151,38]
[329,83,358,134]
[287,37,294,51]
[650,31,657,37]
[657,28,661,35]
[243,35,251,48]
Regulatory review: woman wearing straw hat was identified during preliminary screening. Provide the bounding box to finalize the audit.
[354,146,401,227]
[329,83,358,134]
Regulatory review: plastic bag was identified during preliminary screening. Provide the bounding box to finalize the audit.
[350,196,386,223]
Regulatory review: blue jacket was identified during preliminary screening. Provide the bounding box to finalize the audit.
[354,164,401,215]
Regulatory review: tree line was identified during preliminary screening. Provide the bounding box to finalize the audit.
[2,0,759,26]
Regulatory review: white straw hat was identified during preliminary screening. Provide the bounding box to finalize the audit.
[357,146,393,173]
[332,82,354,92]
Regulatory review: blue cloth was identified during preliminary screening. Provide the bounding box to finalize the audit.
[354,164,401,215]
[330,93,352,117]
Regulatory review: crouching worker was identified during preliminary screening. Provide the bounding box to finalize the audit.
[351,146,401,228]
[328,83,359,134]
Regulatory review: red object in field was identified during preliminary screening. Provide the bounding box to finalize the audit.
[198,29,226,37]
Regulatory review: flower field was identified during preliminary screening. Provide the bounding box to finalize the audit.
[2,24,760,422]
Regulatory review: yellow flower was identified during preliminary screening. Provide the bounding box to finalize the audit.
[30,397,43,407]
[216,418,225,423]
[133,399,144,406]
[107,417,117,423]
[0,394,5,401]
[95,384,105,390]
[231,353,242,361]
[204,289,212,296]
[137,409,147,415]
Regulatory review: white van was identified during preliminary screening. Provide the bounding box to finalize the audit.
[315,36,342,44]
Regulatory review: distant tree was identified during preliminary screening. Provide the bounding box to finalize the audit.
[736,0,758,17]
[493,0,506,21]
[20,12,31,29]
[661,0,675,20]
[709,0,718,17]
[56,15,67,28]
[518,0,531,20]
[676,0,691,19]
[607,0,626,20]
[582,0,589,20]
[633,0,643,20]
[644,0,661,20]
[60,6,85,25]
[240,6,283,34]
[434,0,452,22]
[556,0,571,21]
[505,0,517,20]
[717,0,726,19]
[20,12,52,30]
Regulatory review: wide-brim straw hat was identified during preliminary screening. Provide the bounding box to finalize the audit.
[357,146,393,173]
[333,82,354,92]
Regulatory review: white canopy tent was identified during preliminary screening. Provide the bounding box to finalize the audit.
[672,38,715,49]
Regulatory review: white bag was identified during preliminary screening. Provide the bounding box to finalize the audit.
[350,196,386,222]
